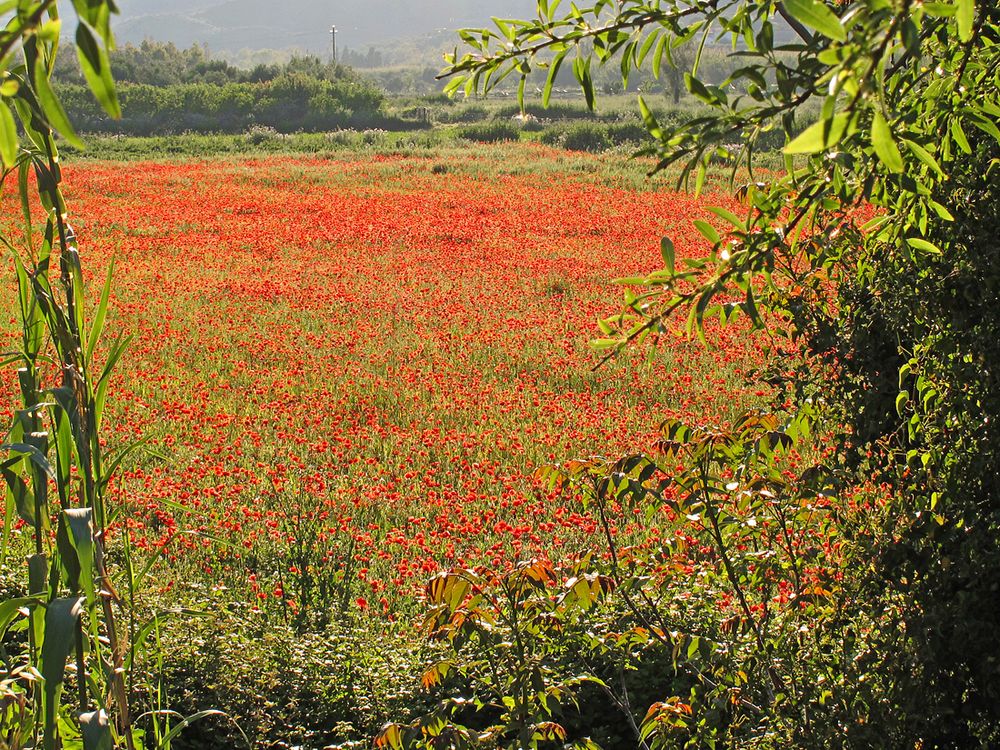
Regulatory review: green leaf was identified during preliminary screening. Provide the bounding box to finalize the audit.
[907,237,942,254]
[637,29,659,66]
[922,387,939,410]
[65,507,96,603]
[686,636,700,659]
[694,161,706,197]
[684,73,713,103]
[967,111,1000,145]
[542,50,566,108]
[0,105,18,168]
[903,139,945,178]
[592,338,619,350]
[929,200,954,221]
[981,100,1000,118]
[693,220,720,244]
[956,0,974,42]
[152,710,235,750]
[99,436,151,491]
[75,22,120,119]
[785,112,852,154]
[31,58,82,149]
[28,553,47,597]
[97,332,132,388]
[573,55,595,111]
[782,0,847,41]
[651,34,667,79]
[18,152,34,255]
[660,236,675,275]
[3,467,37,528]
[3,442,56,483]
[442,75,465,97]
[36,18,61,44]
[51,384,79,457]
[706,206,744,229]
[637,95,662,140]
[951,119,972,154]
[899,361,912,390]
[692,20,712,77]
[81,710,112,750]
[923,2,957,16]
[492,17,513,41]
[40,597,84,747]
[86,259,114,359]
[0,596,41,637]
[871,111,903,173]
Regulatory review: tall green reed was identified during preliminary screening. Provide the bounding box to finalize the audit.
[0,6,253,748]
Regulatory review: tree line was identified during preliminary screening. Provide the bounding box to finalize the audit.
[54,40,389,134]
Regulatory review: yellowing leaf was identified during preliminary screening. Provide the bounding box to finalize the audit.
[956,0,974,42]
[871,111,903,173]
[374,723,404,750]
[0,105,18,168]
[783,0,847,42]
[785,112,852,154]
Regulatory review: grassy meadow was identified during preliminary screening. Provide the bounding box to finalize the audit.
[0,141,779,745]
[5,4,994,747]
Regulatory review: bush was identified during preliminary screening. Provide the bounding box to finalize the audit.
[61,74,388,135]
[435,104,489,124]
[458,120,520,143]
[540,122,615,152]
[428,1,1000,747]
[605,119,650,146]
[539,119,665,151]
[243,124,281,145]
[561,122,612,152]
[160,610,435,749]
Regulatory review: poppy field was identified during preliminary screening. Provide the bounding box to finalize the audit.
[1,0,991,744]
[13,145,765,623]
[2,142,809,746]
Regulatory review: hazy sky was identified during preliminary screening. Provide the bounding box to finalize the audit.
[114,0,536,55]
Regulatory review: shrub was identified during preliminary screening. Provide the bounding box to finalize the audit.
[61,74,387,135]
[243,124,281,145]
[433,104,490,124]
[605,120,649,146]
[458,121,520,143]
[561,122,612,152]
[429,1,1000,747]
[161,611,435,749]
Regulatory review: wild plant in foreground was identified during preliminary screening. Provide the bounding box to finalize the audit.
[0,3,222,748]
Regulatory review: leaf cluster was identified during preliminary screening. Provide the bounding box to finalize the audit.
[435,0,1000,746]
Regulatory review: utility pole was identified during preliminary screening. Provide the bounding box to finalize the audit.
[330,25,337,63]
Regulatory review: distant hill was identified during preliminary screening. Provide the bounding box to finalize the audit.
[113,0,537,58]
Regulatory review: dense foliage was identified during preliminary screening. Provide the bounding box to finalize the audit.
[50,41,388,134]
[59,74,386,135]
[53,40,356,88]
[4,0,999,747]
[372,0,1000,748]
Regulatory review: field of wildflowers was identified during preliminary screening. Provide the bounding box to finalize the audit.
[2,0,994,744]
[41,145,766,626]
[1,143,790,744]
